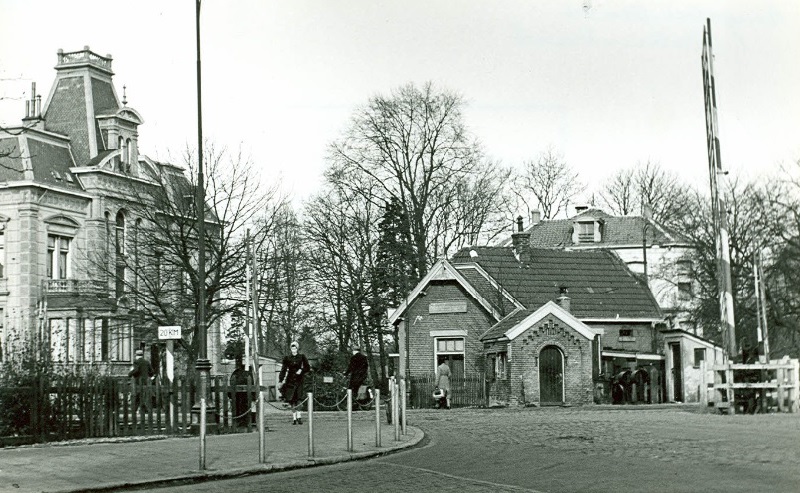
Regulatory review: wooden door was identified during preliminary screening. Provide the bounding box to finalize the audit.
[539,346,564,404]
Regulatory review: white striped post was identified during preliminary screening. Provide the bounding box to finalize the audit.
[400,377,407,435]
[307,392,314,457]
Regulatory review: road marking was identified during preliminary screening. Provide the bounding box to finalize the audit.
[381,461,546,492]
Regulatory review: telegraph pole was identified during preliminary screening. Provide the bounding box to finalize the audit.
[702,18,737,359]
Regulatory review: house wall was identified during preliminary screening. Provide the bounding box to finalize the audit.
[405,280,495,378]
[589,321,657,354]
[664,334,724,403]
[508,314,594,406]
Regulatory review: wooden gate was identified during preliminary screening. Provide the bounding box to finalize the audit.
[539,346,564,404]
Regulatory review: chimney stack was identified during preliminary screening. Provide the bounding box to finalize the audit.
[511,215,531,259]
[557,287,570,312]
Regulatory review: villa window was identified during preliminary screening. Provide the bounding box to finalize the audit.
[47,235,71,279]
[678,282,693,301]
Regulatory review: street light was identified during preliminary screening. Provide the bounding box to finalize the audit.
[193,0,212,470]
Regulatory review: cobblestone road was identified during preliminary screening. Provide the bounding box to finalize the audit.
[154,406,800,493]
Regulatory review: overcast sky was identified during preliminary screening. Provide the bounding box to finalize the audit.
[1,0,798,210]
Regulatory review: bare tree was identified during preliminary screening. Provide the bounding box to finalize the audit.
[327,81,509,279]
[597,160,691,226]
[91,144,281,373]
[514,146,584,220]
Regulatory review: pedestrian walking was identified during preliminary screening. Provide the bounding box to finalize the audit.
[228,356,255,428]
[344,345,369,402]
[436,360,451,409]
[279,341,310,425]
[128,348,154,413]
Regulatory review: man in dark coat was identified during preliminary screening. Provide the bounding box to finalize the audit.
[344,346,369,401]
[228,357,255,428]
[128,349,154,413]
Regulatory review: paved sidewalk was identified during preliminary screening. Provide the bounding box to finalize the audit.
[0,413,422,493]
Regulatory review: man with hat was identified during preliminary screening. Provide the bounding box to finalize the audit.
[344,345,369,402]
[129,348,154,413]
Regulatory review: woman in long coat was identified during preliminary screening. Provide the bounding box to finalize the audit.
[279,341,310,425]
[436,360,452,409]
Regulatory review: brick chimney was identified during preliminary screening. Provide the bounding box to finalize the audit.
[511,215,531,259]
[557,286,570,312]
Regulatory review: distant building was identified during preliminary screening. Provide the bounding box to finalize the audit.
[500,207,697,333]
[0,47,221,374]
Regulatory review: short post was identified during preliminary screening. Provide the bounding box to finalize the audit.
[375,389,381,447]
[393,380,400,441]
[699,360,708,408]
[346,388,353,452]
[726,364,736,415]
[400,377,407,435]
[307,392,314,457]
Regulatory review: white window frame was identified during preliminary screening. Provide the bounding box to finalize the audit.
[47,234,72,280]
[433,337,465,369]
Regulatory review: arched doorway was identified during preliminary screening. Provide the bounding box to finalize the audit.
[539,346,564,404]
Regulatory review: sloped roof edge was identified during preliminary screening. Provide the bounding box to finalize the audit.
[504,300,602,341]
[388,259,502,325]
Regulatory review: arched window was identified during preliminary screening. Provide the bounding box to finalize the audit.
[125,138,132,173]
[118,136,125,171]
[115,211,126,256]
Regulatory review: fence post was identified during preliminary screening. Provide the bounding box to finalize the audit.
[726,364,736,415]
[307,392,314,457]
[393,379,400,441]
[346,388,353,452]
[699,360,707,408]
[375,389,381,448]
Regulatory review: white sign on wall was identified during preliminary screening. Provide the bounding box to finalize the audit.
[158,325,182,340]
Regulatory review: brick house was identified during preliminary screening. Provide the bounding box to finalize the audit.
[389,223,668,406]
[0,48,221,374]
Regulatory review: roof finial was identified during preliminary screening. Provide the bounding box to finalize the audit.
[122,85,128,106]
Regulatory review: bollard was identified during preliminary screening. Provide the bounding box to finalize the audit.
[375,389,381,447]
[400,377,407,435]
[307,392,314,457]
[347,388,353,452]
[199,397,207,470]
[393,380,400,441]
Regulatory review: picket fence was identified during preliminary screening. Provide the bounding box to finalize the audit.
[409,374,487,408]
[0,374,264,445]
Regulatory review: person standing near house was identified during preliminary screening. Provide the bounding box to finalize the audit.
[129,349,154,413]
[436,360,452,409]
[344,346,369,402]
[279,341,310,425]
[228,356,255,428]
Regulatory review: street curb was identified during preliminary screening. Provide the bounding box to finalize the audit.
[47,427,424,493]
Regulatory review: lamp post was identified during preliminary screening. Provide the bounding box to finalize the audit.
[194,0,212,470]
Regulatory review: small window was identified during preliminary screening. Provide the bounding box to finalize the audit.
[678,282,693,301]
[677,260,693,277]
[694,348,706,367]
[437,338,464,353]
[619,329,636,342]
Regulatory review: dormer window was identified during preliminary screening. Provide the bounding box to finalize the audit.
[577,222,594,242]
[573,219,602,244]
